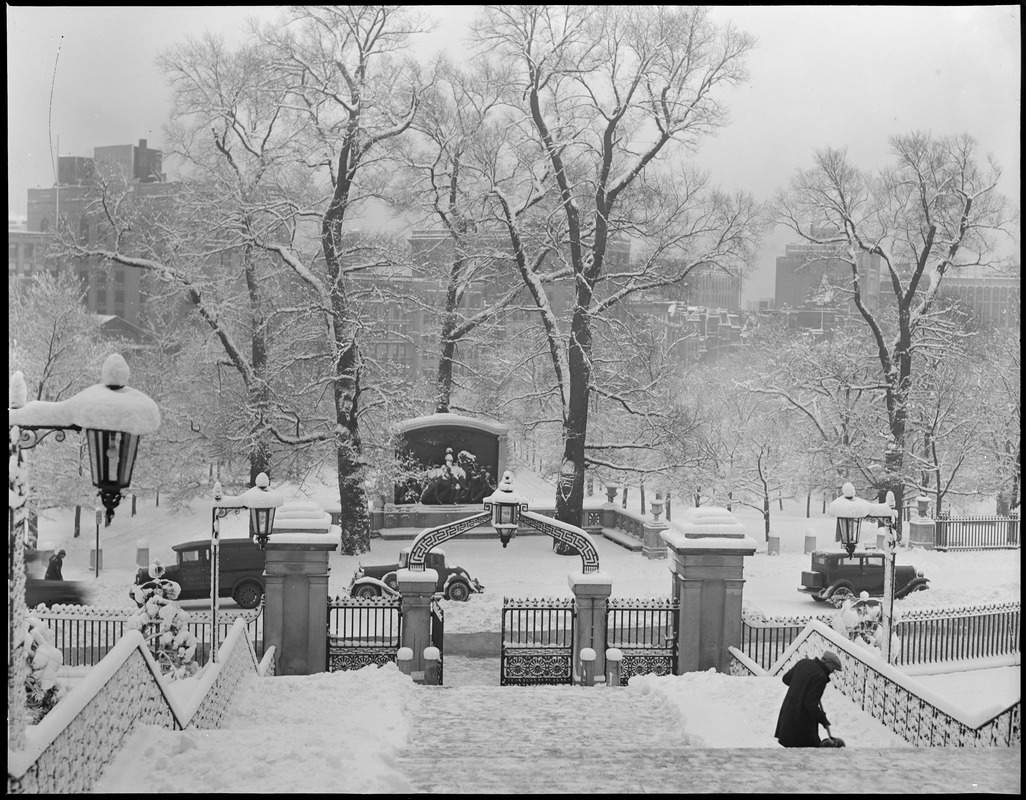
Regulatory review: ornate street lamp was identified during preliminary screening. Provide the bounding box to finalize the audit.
[483,471,529,547]
[407,472,600,574]
[866,490,898,663]
[8,354,160,751]
[827,482,870,558]
[210,472,283,662]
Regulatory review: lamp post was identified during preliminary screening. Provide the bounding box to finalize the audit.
[866,491,898,663]
[8,354,160,750]
[827,482,869,558]
[210,472,283,662]
[829,481,900,662]
[482,471,528,547]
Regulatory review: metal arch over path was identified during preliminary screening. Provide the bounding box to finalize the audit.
[406,509,600,574]
[407,512,492,569]
[520,511,600,573]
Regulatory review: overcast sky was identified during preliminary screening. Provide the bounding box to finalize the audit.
[7,5,1021,302]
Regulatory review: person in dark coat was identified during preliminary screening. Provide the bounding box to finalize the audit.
[774,650,842,747]
[45,549,66,581]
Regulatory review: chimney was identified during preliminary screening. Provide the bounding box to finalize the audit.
[139,139,147,150]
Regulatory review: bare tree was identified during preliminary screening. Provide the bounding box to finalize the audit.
[470,5,760,526]
[62,8,431,553]
[775,133,1015,531]
[8,273,108,544]
[394,58,535,414]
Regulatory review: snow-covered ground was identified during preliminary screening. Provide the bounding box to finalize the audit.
[20,476,1020,792]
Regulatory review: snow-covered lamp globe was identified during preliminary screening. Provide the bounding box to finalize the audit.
[244,472,284,549]
[828,482,869,558]
[10,354,161,525]
[483,471,528,547]
[213,472,284,550]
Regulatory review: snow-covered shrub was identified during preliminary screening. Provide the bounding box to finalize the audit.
[17,615,65,723]
[127,566,199,680]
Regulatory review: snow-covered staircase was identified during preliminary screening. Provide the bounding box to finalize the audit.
[395,683,1022,795]
[397,683,690,793]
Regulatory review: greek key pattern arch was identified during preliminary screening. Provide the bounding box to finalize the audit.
[407,512,492,570]
[521,511,600,573]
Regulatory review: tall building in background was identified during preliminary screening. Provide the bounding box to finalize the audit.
[19,139,172,331]
[933,265,1021,328]
[774,239,882,311]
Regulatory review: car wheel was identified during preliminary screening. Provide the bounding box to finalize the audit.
[354,584,380,599]
[233,581,263,609]
[828,585,854,607]
[445,580,471,602]
[383,572,399,591]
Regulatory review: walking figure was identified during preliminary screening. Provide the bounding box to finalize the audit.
[45,549,66,581]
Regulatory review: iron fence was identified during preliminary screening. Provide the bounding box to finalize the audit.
[326,595,402,672]
[606,598,678,684]
[430,599,444,685]
[895,604,1020,665]
[741,618,830,671]
[37,604,265,667]
[501,597,576,685]
[742,603,1020,669]
[934,516,1020,550]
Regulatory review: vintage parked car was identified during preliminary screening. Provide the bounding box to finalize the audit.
[131,537,266,609]
[348,547,484,601]
[798,550,930,604]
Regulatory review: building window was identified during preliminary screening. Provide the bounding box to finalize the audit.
[39,218,50,233]
[95,288,108,311]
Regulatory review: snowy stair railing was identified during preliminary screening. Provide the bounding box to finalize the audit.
[7,617,269,795]
[772,620,1020,748]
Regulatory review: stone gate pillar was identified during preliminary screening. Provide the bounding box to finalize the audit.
[907,496,936,549]
[263,538,338,675]
[661,507,757,674]
[397,568,438,680]
[569,571,612,683]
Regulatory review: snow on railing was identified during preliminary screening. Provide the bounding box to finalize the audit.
[7,617,265,794]
[773,621,1020,747]
[31,602,265,667]
[741,603,1020,669]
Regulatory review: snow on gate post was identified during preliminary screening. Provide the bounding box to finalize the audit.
[263,537,337,675]
[662,506,758,674]
[568,571,612,684]
[397,569,438,683]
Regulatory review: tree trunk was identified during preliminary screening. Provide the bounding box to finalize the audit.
[554,321,590,549]
[435,333,456,414]
[74,505,81,538]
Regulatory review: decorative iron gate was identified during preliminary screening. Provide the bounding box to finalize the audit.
[430,598,444,684]
[327,596,402,672]
[606,598,679,684]
[500,597,576,685]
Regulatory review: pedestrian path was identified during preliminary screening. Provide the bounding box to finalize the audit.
[395,682,1021,794]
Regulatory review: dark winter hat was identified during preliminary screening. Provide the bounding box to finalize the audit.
[57,549,67,556]
[821,651,842,672]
